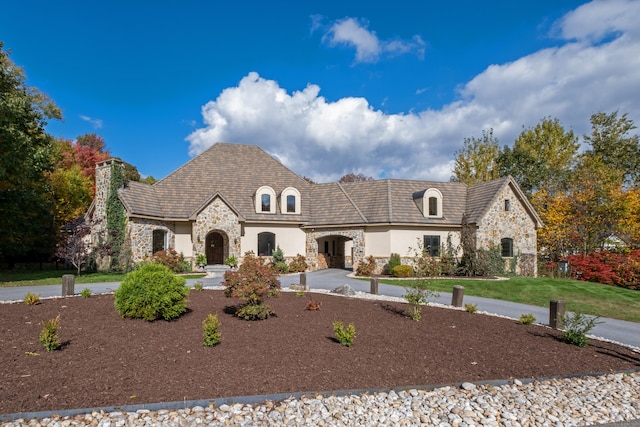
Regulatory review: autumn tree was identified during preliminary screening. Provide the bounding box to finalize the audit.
[339,173,374,183]
[451,129,500,185]
[0,42,61,263]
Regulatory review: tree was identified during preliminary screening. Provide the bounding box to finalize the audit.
[0,42,61,263]
[339,173,374,183]
[55,217,92,275]
[48,164,93,231]
[451,129,500,185]
[583,111,640,186]
[498,117,579,196]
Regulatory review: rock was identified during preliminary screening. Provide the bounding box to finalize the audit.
[461,382,476,391]
[331,284,356,296]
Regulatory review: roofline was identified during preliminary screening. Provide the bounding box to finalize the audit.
[188,191,246,221]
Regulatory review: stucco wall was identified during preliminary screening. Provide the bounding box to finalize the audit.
[174,222,193,257]
[241,224,306,257]
[475,183,538,275]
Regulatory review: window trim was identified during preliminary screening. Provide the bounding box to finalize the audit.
[501,237,514,257]
[280,187,301,214]
[423,235,441,257]
[255,186,276,214]
[257,231,276,256]
[152,229,168,254]
[423,188,443,218]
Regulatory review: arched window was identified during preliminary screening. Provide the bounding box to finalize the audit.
[255,186,276,214]
[152,229,167,254]
[258,232,276,256]
[501,238,514,257]
[423,188,443,218]
[281,187,301,214]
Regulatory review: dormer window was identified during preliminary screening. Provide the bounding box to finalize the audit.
[281,187,301,214]
[255,186,276,214]
[423,188,443,218]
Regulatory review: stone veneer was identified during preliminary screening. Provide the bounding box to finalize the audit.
[92,159,124,237]
[475,183,538,275]
[193,197,241,262]
[128,219,174,262]
[305,228,365,271]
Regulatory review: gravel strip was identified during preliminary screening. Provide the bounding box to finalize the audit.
[2,372,639,426]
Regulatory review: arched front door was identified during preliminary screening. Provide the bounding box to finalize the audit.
[205,232,225,265]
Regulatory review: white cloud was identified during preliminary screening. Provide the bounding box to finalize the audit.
[317,17,425,63]
[187,0,640,183]
[79,115,103,129]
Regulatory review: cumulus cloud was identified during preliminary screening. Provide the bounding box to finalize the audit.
[79,115,103,129]
[187,0,640,183]
[316,16,425,63]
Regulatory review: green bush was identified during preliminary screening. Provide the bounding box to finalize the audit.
[392,265,414,278]
[356,255,377,276]
[80,288,92,298]
[222,251,281,320]
[387,253,401,275]
[39,315,61,352]
[151,249,190,273]
[562,312,602,347]
[464,303,478,313]
[193,281,204,292]
[202,314,221,347]
[24,292,41,305]
[114,262,189,321]
[519,313,536,325]
[288,254,308,273]
[333,321,356,347]
[225,255,238,268]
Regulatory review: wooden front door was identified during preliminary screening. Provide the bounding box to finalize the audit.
[205,232,225,265]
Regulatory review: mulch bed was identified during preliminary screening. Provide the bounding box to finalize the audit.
[1,290,639,414]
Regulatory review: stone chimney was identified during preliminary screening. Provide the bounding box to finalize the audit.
[94,158,125,224]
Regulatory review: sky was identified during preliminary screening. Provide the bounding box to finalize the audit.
[2,0,640,183]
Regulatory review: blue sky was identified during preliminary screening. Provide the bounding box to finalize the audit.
[2,0,639,182]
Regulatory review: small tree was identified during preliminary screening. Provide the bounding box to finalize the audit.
[222,251,281,320]
[56,217,94,275]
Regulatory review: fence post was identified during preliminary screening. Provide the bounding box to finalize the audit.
[549,300,566,329]
[370,277,379,295]
[300,272,308,291]
[62,274,75,297]
[451,285,465,307]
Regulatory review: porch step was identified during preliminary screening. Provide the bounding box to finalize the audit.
[204,264,230,278]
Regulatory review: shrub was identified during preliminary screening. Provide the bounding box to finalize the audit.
[273,261,289,274]
[80,288,92,298]
[193,281,204,292]
[404,279,438,321]
[464,303,478,313]
[225,255,238,268]
[387,253,401,275]
[39,315,61,352]
[562,312,602,347]
[288,254,308,273]
[415,255,441,277]
[202,314,221,347]
[222,251,281,320]
[333,321,356,347]
[24,292,41,305]
[196,254,207,266]
[151,249,190,273]
[519,313,536,325]
[305,298,322,311]
[569,250,640,289]
[114,262,189,321]
[392,265,414,278]
[356,255,377,276]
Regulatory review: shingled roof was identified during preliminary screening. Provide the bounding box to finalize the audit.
[117,143,541,228]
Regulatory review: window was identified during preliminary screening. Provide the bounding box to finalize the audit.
[152,229,167,254]
[501,238,513,257]
[505,199,511,211]
[261,194,271,212]
[422,188,443,218]
[255,186,276,213]
[258,232,276,256]
[423,235,441,257]
[281,187,301,214]
[286,195,296,213]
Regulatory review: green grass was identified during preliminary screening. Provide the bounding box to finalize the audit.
[378,276,640,323]
[0,270,206,287]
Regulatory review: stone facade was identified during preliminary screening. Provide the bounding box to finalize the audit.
[475,184,538,275]
[193,197,241,262]
[305,228,365,271]
[128,219,174,262]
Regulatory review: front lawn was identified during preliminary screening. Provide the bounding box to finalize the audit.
[0,269,205,287]
[379,276,640,322]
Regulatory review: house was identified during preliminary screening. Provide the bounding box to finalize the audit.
[88,142,543,275]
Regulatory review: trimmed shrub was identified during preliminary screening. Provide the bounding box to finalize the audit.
[80,288,92,298]
[562,312,602,347]
[202,314,221,347]
[114,262,189,321]
[222,251,281,320]
[24,292,41,305]
[288,254,308,273]
[39,315,61,352]
[387,253,401,275]
[225,255,238,268]
[193,281,204,292]
[356,255,377,276]
[333,321,356,347]
[392,265,414,278]
[519,313,536,325]
[464,303,478,313]
[569,250,640,289]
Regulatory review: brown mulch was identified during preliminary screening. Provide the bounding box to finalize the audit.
[1,290,639,415]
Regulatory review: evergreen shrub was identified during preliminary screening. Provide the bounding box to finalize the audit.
[392,265,414,278]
